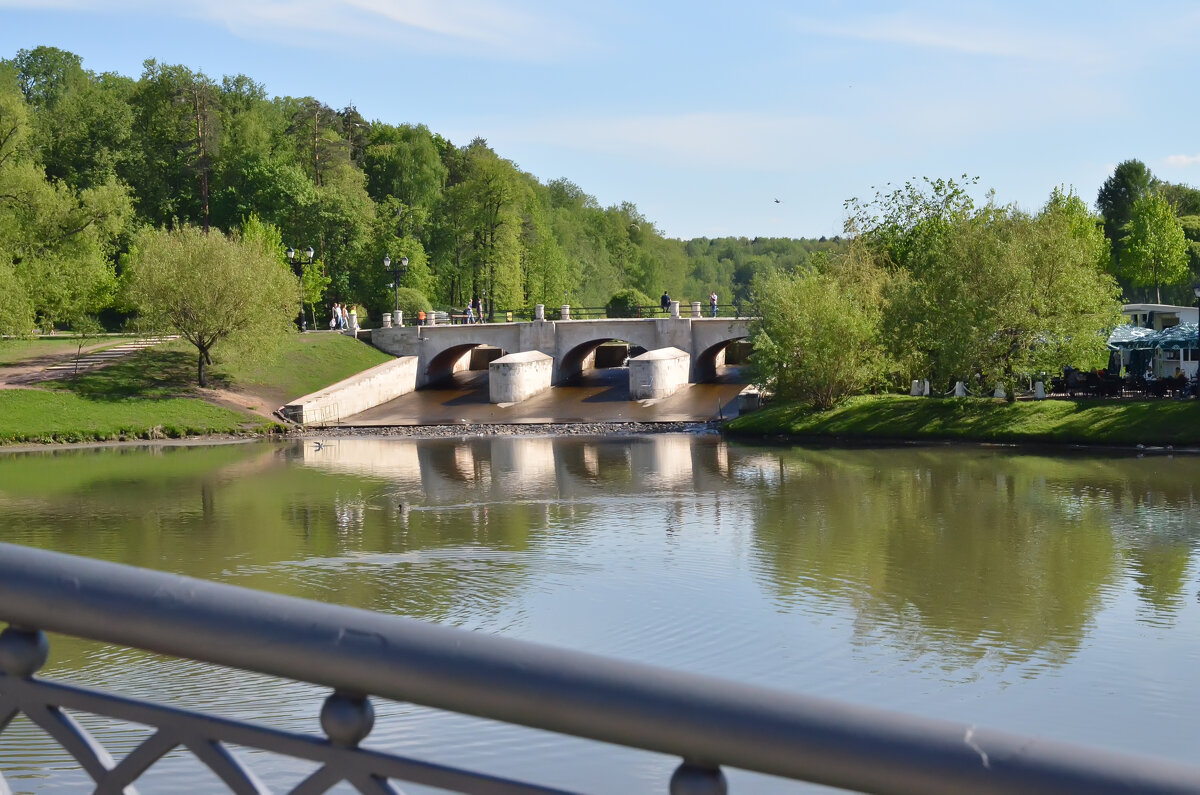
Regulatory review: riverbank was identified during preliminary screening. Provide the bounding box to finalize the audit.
[724,394,1200,448]
[0,332,389,444]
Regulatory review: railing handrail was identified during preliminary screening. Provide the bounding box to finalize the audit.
[3,542,1198,794]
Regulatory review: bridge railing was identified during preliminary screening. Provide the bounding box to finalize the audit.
[3,542,1198,794]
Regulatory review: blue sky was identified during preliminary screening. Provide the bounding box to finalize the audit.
[3,0,1199,240]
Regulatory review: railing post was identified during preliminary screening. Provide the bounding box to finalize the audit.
[0,625,49,678]
[320,691,375,748]
[535,304,545,321]
[561,304,571,320]
[670,300,681,319]
[691,301,702,318]
[670,761,727,795]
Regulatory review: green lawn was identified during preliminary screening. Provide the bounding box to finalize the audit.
[217,331,392,405]
[726,394,1200,447]
[0,332,389,444]
[0,389,264,444]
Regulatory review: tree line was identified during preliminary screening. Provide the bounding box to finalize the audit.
[0,45,840,336]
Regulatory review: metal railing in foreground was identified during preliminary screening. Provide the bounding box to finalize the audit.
[1,543,1198,795]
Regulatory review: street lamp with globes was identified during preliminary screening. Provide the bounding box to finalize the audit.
[286,246,315,331]
[386,254,408,323]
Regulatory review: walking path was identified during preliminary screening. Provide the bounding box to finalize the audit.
[0,336,179,388]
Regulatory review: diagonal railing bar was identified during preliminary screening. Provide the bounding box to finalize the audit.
[290,764,351,795]
[183,737,270,795]
[95,728,176,794]
[4,543,1200,794]
[19,701,116,783]
[347,771,402,795]
[0,697,16,733]
[0,675,572,795]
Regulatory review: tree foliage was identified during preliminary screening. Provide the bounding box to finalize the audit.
[1121,192,1189,303]
[845,180,1120,393]
[749,250,889,409]
[124,225,297,386]
[606,288,653,317]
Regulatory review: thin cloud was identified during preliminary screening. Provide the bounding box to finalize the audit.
[0,0,580,60]
[791,12,1099,63]
[1166,154,1200,167]
[482,111,862,172]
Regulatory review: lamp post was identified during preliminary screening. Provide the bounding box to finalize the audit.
[386,254,408,323]
[286,246,314,331]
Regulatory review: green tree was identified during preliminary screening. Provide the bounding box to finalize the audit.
[1122,192,1189,303]
[124,225,297,386]
[1096,159,1155,277]
[850,181,1119,391]
[749,248,890,409]
[0,63,130,331]
[606,288,652,317]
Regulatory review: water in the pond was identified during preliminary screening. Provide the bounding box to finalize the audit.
[1,436,1199,792]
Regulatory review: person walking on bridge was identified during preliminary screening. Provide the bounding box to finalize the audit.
[709,291,718,317]
[660,290,671,314]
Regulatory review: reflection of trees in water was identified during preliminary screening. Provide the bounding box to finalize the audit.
[745,447,1200,671]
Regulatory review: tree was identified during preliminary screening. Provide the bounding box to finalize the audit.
[0,63,130,331]
[1096,159,1155,275]
[124,225,297,386]
[606,288,652,317]
[748,249,890,409]
[849,181,1120,391]
[1122,192,1189,303]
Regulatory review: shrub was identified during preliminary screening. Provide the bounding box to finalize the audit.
[389,288,432,324]
[606,288,653,318]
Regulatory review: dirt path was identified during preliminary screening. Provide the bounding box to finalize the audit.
[0,337,179,389]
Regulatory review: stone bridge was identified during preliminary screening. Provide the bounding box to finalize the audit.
[370,315,752,387]
[283,314,753,423]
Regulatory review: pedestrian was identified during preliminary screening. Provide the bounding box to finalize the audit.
[709,291,718,317]
[474,295,484,322]
[340,304,349,329]
[330,303,340,329]
[466,303,476,324]
[660,290,671,314]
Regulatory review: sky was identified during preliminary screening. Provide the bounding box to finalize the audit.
[3,0,1200,241]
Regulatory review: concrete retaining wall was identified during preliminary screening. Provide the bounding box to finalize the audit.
[490,351,554,404]
[281,355,418,425]
[629,347,690,400]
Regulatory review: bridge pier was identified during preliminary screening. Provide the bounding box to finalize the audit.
[630,348,690,399]
[489,351,554,404]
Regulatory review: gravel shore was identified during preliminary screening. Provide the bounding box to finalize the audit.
[298,421,722,439]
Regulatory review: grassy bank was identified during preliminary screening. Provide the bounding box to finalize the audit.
[725,394,1200,447]
[0,332,391,445]
[0,389,261,443]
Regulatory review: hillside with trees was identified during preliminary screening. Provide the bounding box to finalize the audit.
[0,45,841,335]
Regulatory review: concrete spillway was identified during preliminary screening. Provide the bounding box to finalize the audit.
[338,367,748,426]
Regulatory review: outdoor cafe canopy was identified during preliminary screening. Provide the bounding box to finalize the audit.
[1106,323,1199,351]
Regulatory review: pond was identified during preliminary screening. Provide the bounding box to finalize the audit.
[1,435,1198,792]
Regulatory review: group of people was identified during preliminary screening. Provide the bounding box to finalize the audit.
[464,296,485,324]
[329,302,350,330]
[659,290,721,318]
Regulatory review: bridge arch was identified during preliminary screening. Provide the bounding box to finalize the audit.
[415,324,524,387]
[425,342,508,385]
[692,335,750,382]
[557,338,651,381]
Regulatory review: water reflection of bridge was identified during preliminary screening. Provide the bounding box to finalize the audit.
[299,434,749,499]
